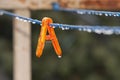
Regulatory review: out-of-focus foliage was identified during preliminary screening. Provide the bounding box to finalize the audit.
[0,10,120,80]
[0,14,13,80]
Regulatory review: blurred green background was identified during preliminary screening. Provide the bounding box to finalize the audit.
[0,10,120,80]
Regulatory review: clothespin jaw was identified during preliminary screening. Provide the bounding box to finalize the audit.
[36,17,62,58]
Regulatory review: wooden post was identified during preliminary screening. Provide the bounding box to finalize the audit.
[13,9,31,80]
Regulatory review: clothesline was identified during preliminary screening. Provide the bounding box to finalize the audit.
[52,3,120,17]
[0,9,120,35]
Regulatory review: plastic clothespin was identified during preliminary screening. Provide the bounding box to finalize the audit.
[36,17,62,58]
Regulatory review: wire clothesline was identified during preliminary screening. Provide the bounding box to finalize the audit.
[52,3,120,17]
[0,10,41,25]
[0,10,120,35]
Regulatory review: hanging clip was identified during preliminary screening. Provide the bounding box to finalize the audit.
[36,17,62,58]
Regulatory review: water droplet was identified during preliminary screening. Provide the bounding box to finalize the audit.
[23,20,27,22]
[19,18,23,21]
[105,14,108,16]
[116,14,119,17]
[103,30,113,35]
[58,56,62,58]
[94,29,102,34]
[15,17,20,20]
[65,27,69,30]
[77,11,84,14]
[87,29,92,33]
[61,27,65,30]
[28,20,31,23]
[32,22,36,24]
[83,28,87,31]
[59,24,62,28]
[99,13,102,16]
[114,14,117,17]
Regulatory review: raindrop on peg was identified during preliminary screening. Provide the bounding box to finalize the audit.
[58,56,62,58]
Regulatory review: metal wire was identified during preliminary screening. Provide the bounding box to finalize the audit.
[0,9,120,35]
[52,3,120,17]
[0,10,41,24]
[50,23,120,35]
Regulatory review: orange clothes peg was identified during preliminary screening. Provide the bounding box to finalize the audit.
[36,17,62,58]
